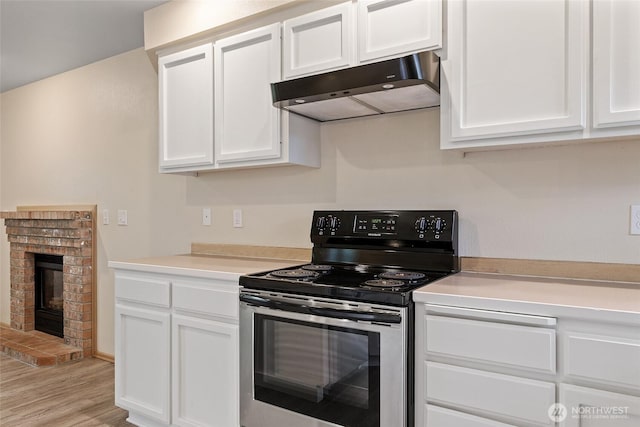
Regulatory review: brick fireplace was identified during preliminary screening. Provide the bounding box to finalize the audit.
[1,207,96,357]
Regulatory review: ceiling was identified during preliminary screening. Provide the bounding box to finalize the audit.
[0,0,169,93]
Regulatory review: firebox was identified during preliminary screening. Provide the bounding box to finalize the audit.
[34,254,64,338]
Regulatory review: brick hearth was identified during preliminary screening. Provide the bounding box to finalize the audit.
[1,209,96,359]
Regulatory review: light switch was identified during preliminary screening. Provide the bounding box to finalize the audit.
[117,210,128,226]
[631,205,640,235]
[233,209,243,228]
[102,209,109,225]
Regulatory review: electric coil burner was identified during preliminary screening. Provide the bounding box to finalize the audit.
[363,279,406,288]
[240,210,459,427]
[269,269,317,279]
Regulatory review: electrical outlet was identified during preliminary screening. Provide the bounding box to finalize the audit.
[102,209,109,225]
[117,210,128,226]
[233,209,243,228]
[202,208,212,226]
[631,205,640,235]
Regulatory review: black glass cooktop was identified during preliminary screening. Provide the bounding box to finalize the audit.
[240,263,448,306]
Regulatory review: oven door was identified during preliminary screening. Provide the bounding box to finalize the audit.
[240,291,407,427]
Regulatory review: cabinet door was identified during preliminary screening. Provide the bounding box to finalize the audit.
[172,314,239,427]
[564,331,640,391]
[357,0,441,63]
[283,2,354,79]
[426,313,556,373]
[442,0,587,144]
[214,24,281,165]
[592,0,640,128]
[115,304,171,424]
[159,43,214,169]
[426,362,556,426]
[426,405,516,427]
[559,384,640,427]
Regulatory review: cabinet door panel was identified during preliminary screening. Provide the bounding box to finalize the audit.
[115,272,170,308]
[426,362,556,425]
[445,0,586,142]
[358,0,441,63]
[593,0,640,128]
[283,2,353,79]
[215,24,281,164]
[426,405,515,427]
[172,315,239,427]
[115,304,170,424]
[173,279,238,320]
[560,384,640,427]
[159,43,214,169]
[426,314,556,373]
[564,332,640,391]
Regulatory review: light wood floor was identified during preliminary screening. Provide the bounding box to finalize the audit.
[0,354,132,426]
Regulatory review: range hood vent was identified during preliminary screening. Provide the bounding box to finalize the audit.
[271,51,440,122]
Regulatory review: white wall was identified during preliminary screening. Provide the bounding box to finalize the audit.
[0,48,192,356]
[183,112,640,264]
[1,47,639,356]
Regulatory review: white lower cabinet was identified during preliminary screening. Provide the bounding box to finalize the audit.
[426,362,555,425]
[559,384,640,427]
[563,331,640,391]
[114,270,240,427]
[417,304,558,426]
[116,304,171,426]
[426,405,515,427]
[416,301,640,427]
[172,315,238,427]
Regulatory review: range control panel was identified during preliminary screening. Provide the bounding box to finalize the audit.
[311,210,458,243]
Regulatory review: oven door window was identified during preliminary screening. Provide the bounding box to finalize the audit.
[254,314,380,427]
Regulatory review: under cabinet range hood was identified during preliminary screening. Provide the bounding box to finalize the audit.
[271,51,440,122]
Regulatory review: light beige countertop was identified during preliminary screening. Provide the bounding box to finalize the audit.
[415,272,640,323]
[108,254,304,281]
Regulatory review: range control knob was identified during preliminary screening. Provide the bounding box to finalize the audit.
[433,217,447,233]
[415,217,428,233]
[316,216,327,231]
[328,215,341,232]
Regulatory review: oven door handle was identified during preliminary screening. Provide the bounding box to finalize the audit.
[240,294,402,324]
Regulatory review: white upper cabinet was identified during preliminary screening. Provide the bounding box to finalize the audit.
[282,2,354,79]
[158,23,320,174]
[281,0,442,79]
[214,24,282,165]
[592,0,640,129]
[441,0,587,147]
[441,0,640,151]
[357,0,442,63]
[158,43,214,170]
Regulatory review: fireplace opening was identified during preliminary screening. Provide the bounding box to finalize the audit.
[34,254,64,338]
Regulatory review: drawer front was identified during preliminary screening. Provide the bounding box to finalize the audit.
[565,332,640,390]
[560,383,640,427]
[115,273,171,307]
[426,405,516,427]
[426,314,556,373]
[426,362,556,425]
[173,280,238,320]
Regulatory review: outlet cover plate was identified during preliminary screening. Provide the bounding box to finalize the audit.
[631,205,640,235]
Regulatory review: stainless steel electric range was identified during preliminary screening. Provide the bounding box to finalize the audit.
[239,210,459,427]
